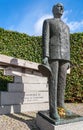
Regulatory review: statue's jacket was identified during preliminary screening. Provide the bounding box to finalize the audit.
[42,18,70,62]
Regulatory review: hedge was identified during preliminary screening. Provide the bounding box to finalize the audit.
[0,70,13,91]
[0,28,42,62]
[0,28,83,102]
[66,33,83,103]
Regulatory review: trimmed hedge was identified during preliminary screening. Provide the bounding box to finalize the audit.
[0,28,42,62]
[0,28,83,102]
[66,33,83,103]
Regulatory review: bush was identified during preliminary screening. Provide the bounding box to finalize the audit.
[0,28,42,62]
[65,33,83,103]
[0,70,13,91]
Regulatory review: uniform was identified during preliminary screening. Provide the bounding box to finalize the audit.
[42,18,70,119]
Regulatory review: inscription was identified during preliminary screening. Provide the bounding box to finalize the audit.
[24,92,48,102]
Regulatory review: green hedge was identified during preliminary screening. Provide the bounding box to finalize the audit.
[66,33,83,103]
[0,28,83,102]
[0,70,13,91]
[0,28,42,62]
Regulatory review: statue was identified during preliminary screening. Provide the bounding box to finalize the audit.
[39,3,71,120]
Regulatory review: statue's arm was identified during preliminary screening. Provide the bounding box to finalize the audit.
[42,20,50,64]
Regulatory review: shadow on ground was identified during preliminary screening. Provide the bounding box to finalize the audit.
[7,112,40,130]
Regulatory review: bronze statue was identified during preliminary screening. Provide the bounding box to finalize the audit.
[42,3,71,120]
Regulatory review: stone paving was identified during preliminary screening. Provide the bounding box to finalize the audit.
[0,103,83,130]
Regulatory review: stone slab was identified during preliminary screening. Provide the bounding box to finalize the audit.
[8,83,48,92]
[0,91,48,105]
[24,92,48,103]
[0,92,24,105]
[0,54,39,70]
[36,113,83,130]
[14,75,48,83]
[4,67,32,76]
[4,66,42,76]
[0,105,21,114]
[0,103,49,114]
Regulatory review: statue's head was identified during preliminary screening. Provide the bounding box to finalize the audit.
[52,3,64,18]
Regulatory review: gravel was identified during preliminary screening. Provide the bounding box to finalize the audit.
[0,103,83,130]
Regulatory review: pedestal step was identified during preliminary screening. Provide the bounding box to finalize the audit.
[0,91,48,105]
[8,83,48,92]
[14,75,48,83]
[36,113,83,130]
[0,103,49,114]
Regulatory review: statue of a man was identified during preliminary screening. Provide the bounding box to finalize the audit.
[42,3,70,120]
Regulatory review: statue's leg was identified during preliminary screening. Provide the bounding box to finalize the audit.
[49,60,60,120]
[57,61,72,115]
[57,61,68,108]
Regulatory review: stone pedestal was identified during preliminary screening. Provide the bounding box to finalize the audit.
[0,54,70,114]
[36,111,83,130]
[0,75,49,114]
[0,54,49,114]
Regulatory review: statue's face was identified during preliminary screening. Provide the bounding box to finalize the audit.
[56,4,64,15]
[53,3,64,18]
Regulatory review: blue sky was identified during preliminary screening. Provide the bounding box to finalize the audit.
[0,0,83,36]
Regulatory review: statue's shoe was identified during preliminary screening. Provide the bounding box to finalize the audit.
[61,106,73,116]
[65,109,73,116]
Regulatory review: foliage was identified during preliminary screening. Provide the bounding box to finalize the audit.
[0,28,42,62]
[0,28,83,102]
[0,70,13,91]
[65,33,83,103]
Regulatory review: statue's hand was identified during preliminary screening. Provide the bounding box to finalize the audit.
[42,57,48,65]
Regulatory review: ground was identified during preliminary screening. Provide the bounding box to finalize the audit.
[0,103,83,130]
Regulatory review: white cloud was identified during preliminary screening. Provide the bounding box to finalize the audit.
[34,10,83,35]
[67,21,83,32]
[8,10,83,36]
[62,10,71,23]
[34,11,71,36]
[62,10,83,32]
[34,14,52,35]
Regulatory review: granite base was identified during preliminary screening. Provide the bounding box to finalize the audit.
[36,111,83,130]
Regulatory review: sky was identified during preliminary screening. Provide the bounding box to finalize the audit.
[0,0,83,36]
